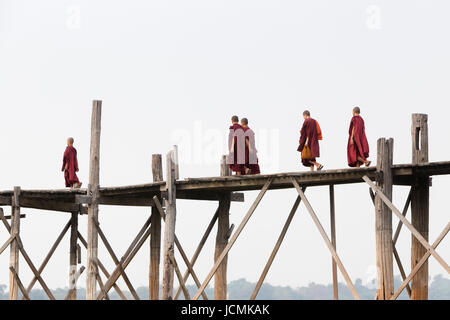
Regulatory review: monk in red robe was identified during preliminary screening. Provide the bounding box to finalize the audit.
[241,118,261,175]
[297,110,323,171]
[227,115,245,175]
[347,107,371,168]
[62,137,82,188]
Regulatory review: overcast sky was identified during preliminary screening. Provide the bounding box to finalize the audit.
[0,0,449,295]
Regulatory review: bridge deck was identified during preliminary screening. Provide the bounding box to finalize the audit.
[0,161,449,213]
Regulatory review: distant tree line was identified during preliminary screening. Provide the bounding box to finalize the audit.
[0,274,448,300]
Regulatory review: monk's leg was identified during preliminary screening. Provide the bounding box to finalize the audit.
[357,156,371,167]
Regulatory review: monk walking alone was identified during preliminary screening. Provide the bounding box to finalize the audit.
[241,118,260,175]
[62,137,82,188]
[347,107,371,168]
[298,110,323,171]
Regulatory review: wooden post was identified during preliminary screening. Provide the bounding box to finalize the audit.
[410,114,430,300]
[150,154,163,300]
[9,186,21,300]
[161,150,177,300]
[374,138,394,300]
[214,155,231,300]
[86,100,102,300]
[69,212,78,300]
[329,184,338,300]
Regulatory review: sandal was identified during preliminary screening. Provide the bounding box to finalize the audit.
[317,165,324,171]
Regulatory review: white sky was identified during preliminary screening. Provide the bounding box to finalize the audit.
[0,0,449,294]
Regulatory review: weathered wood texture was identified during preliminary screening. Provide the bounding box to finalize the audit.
[214,155,231,300]
[69,212,78,299]
[329,185,338,300]
[410,114,430,300]
[150,154,163,300]
[9,187,21,300]
[86,100,102,300]
[375,138,394,300]
[162,150,177,300]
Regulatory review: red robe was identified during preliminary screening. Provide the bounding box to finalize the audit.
[243,126,260,175]
[297,118,320,167]
[227,123,245,174]
[347,115,369,167]
[62,146,80,187]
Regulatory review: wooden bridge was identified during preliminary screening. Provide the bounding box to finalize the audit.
[0,101,448,300]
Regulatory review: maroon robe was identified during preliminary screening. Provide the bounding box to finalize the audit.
[347,115,369,167]
[62,146,80,187]
[297,117,320,167]
[243,126,260,175]
[227,123,245,174]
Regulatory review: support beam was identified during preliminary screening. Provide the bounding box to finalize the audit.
[150,154,163,300]
[9,186,21,300]
[162,150,177,300]
[410,113,430,300]
[69,212,78,300]
[87,100,102,300]
[292,179,360,300]
[250,193,303,300]
[215,155,231,300]
[374,138,394,300]
[193,179,272,300]
[329,185,338,300]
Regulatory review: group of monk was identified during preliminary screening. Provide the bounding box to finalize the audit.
[297,106,371,172]
[227,115,261,175]
[61,107,371,188]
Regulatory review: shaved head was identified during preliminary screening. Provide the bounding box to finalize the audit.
[67,137,74,146]
[353,107,361,114]
[231,115,239,123]
[303,110,310,117]
[241,118,248,126]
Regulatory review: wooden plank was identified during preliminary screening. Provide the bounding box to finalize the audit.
[150,154,163,300]
[215,155,231,300]
[391,222,449,300]
[86,100,102,300]
[292,178,361,300]
[329,185,338,300]
[162,150,177,300]
[9,187,20,300]
[174,208,219,300]
[250,193,303,300]
[64,266,86,300]
[363,176,449,272]
[193,179,273,300]
[410,112,430,300]
[374,138,394,300]
[0,236,16,256]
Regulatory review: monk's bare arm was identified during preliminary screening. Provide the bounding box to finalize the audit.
[350,128,355,144]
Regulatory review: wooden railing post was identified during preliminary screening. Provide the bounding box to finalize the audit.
[161,150,177,300]
[9,186,21,300]
[410,114,430,300]
[375,138,394,299]
[215,155,231,300]
[150,154,163,300]
[86,100,102,300]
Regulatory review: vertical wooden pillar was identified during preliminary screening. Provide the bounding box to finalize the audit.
[215,155,231,300]
[69,211,78,300]
[150,154,163,300]
[86,100,102,300]
[9,186,21,300]
[161,150,177,300]
[375,138,394,300]
[329,184,338,300]
[410,114,429,300]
